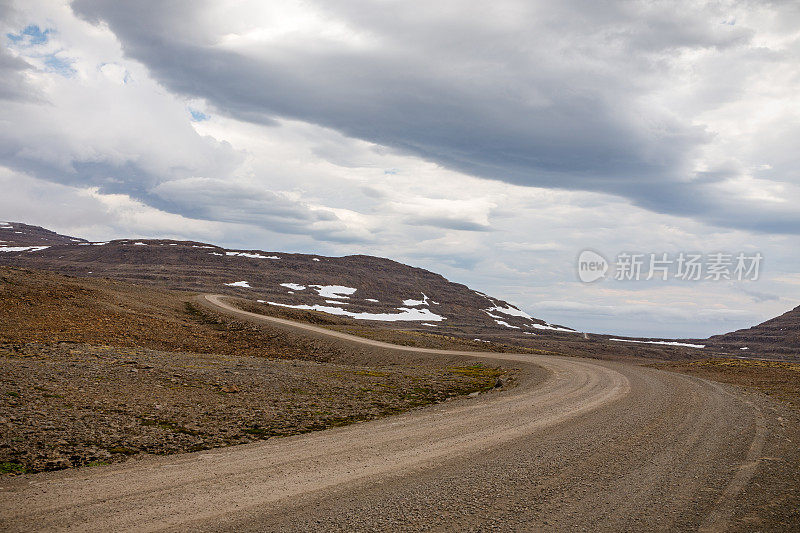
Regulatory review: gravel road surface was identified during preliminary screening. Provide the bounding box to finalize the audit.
[0,295,773,531]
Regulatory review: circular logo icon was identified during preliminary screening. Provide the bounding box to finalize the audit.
[577,250,608,283]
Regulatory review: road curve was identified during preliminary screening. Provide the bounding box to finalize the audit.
[0,295,766,532]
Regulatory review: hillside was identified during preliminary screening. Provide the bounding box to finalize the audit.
[706,305,800,357]
[4,221,798,360]
[0,265,513,472]
[0,221,577,339]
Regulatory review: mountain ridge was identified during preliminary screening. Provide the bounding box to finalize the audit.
[0,221,576,338]
[4,221,799,359]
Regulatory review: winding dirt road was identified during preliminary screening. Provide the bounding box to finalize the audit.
[0,295,772,531]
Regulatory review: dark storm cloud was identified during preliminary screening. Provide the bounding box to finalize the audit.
[69,0,800,233]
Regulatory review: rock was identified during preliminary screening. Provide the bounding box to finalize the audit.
[221,385,239,393]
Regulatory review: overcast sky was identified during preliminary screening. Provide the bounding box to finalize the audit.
[2,0,799,337]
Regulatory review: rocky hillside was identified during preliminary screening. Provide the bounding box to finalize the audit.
[0,222,578,338]
[706,306,800,357]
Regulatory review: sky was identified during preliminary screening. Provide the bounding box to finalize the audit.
[1,0,799,338]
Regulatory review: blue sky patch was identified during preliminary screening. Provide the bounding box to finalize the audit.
[189,107,210,122]
[43,54,76,77]
[7,24,52,46]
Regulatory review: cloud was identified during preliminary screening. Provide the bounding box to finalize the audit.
[71,0,800,234]
[150,177,379,243]
[0,45,36,101]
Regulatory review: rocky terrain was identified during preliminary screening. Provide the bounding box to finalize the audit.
[0,266,512,473]
[654,358,800,408]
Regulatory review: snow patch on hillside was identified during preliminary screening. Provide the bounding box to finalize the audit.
[266,302,445,322]
[486,304,532,320]
[224,281,251,288]
[531,323,578,333]
[310,285,357,299]
[0,246,50,253]
[403,293,430,306]
[495,319,520,329]
[225,251,279,259]
[609,338,705,348]
[280,283,306,291]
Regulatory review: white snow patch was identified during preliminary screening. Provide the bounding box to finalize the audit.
[484,311,502,320]
[365,298,379,303]
[224,281,252,288]
[494,319,520,329]
[192,245,215,249]
[740,347,749,350]
[486,304,532,320]
[209,252,224,256]
[421,323,437,327]
[531,323,578,333]
[524,332,536,335]
[609,338,706,349]
[280,283,306,291]
[225,251,279,259]
[0,246,50,253]
[326,299,348,305]
[310,285,357,299]
[133,242,147,246]
[403,293,430,307]
[266,302,445,322]
[312,258,320,261]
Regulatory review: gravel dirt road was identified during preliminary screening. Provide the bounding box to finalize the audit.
[0,295,781,531]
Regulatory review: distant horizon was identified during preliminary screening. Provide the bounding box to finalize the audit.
[4,218,786,341]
